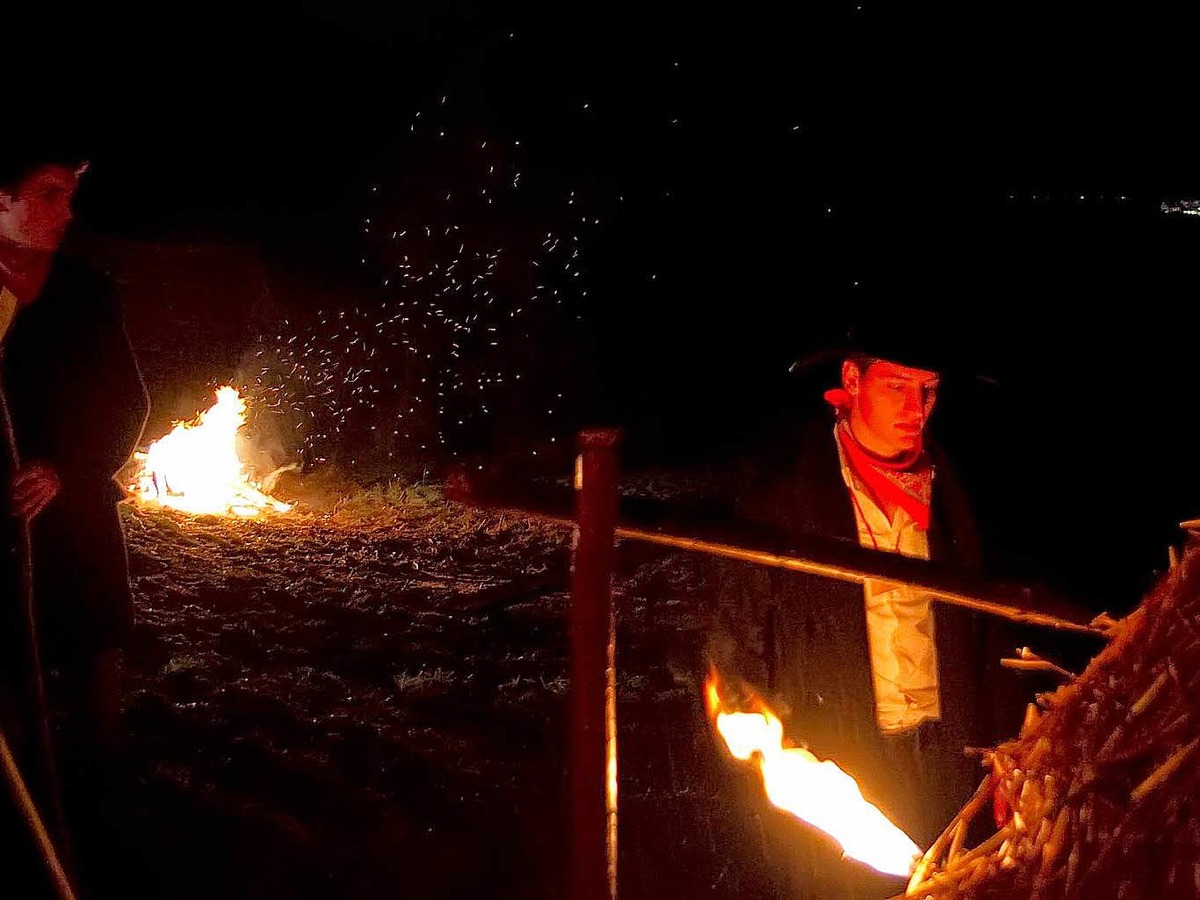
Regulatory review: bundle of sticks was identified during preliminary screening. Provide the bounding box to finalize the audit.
[899,544,1200,899]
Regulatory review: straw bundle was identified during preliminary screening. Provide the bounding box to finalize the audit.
[899,544,1200,899]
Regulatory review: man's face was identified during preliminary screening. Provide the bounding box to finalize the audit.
[842,357,940,458]
[0,164,83,252]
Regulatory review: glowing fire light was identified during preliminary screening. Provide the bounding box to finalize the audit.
[705,673,920,878]
[133,387,292,518]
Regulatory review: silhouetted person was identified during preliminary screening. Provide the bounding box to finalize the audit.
[0,142,149,897]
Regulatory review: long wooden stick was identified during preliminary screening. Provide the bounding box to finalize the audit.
[474,489,1106,636]
[0,719,76,899]
[613,526,1106,636]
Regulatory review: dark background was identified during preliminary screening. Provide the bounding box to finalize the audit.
[10,1,1200,608]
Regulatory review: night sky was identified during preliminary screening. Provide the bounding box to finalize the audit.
[16,2,1200,605]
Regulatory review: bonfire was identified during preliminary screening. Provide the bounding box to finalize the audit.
[901,539,1200,899]
[132,386,292,518]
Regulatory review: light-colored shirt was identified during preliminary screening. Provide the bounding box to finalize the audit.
[835,428,941,733]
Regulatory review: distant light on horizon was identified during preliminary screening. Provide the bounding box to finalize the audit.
[1161,199,1200,216]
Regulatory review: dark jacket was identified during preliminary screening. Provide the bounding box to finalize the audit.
[2,255,149,655]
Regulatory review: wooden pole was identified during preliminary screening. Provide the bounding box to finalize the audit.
[471,486,1106,638]
[612,527,1106,637]
[0,728,77,900]
[570,429,620,900]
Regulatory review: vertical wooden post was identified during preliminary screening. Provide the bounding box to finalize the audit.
[571,429,620,900]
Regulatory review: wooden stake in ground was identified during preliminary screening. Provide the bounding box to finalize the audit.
[571,429,621,900]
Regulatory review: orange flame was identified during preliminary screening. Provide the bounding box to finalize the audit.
[705,672,920,878]
[132,387,292,518]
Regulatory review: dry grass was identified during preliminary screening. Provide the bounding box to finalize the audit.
[901,544,1200,900]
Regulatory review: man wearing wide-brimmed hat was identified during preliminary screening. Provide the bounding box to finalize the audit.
[706,306,1011,894]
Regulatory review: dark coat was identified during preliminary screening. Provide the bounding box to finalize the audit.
[706,413,1013,880]
[0,395,63,900]
[2,255,149,656]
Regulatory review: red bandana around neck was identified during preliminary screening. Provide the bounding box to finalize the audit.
[824,388,935,531]
[0,244,52,306]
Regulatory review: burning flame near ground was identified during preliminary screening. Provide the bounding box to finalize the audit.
[133,387,292,518]
[705,671,920,878]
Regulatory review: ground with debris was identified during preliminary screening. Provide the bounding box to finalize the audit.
[112,474,792,899]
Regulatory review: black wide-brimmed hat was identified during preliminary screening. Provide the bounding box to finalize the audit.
[788,281,996,384]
